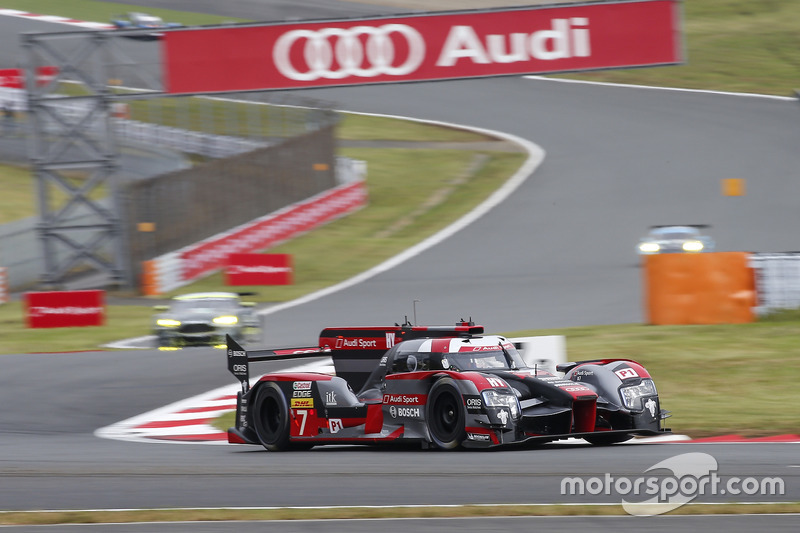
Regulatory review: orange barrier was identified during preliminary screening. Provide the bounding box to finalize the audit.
[644,252,756,324]
[141,260,158,297]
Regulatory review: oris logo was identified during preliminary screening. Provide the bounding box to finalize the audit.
[273,24,426,81]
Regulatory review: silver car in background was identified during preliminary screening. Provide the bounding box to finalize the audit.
[637,225,715,255]
[153,292,260,348]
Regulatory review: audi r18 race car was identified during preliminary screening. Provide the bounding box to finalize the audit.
[153,292,259,348]
[226,320,670,450]
[637,225,715,255]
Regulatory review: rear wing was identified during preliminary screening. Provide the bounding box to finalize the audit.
[226,335,330,393]
[227,319,484,392]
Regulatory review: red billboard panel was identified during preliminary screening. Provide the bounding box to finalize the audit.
[25,290,105,328]
[226,253,293,286]
[0,67,59,89]
[163,0,682,93]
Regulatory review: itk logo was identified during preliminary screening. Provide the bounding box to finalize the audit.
[325,391,337,406]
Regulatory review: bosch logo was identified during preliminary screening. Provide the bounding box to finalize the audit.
[273,24,426,81]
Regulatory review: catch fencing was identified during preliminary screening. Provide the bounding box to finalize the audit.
[0,86,347,291]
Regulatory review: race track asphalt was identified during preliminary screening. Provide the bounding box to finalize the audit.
[0,2,798,530]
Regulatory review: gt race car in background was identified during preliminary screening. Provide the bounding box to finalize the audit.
[637,225,715,255]
[153,292,259,348]
[226,320,670,450]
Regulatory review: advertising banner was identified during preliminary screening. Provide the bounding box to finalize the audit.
[0,67,59,89]
[163,0,683,93]
[180,180,366,281]
[24,290,105,328]
[226,253,293,286]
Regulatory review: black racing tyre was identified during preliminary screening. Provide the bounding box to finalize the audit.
[426,378,466,450]
[252,382,291,451]
[585,434,633,446]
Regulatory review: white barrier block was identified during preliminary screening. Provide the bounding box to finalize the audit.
[511,335,566,375]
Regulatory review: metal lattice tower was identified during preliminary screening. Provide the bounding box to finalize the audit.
[21,29,164,289]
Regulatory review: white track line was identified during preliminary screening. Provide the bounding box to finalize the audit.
[0,8,114,29]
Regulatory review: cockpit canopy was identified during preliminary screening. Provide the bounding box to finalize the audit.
[388,336,525,374]
[357,335,526,396]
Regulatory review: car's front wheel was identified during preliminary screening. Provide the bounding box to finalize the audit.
[252,382,291,451]
[426,378,466,450]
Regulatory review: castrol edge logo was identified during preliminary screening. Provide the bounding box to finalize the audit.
[273,18,591,81]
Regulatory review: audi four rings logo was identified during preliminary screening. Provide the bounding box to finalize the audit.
[273,24,426,81]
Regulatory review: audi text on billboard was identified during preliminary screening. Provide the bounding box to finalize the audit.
[163,0,682,93]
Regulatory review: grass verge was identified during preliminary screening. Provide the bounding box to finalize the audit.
[1,502,799,525]
[0,111,527,353]
[551,0,800,96]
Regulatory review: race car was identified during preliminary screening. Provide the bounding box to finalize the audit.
[153,292,259,348]
[637,225,715,255]
[225,320,670,450]
[111,12,182,40]
[111,12,182,30]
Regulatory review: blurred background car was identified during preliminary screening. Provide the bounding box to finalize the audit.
[110,12,183,41]
[637,225,715,255]
[152,292,259,348]
[111,12,183,30]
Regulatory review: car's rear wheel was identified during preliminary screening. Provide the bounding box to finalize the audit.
[252,382,291,451]
[426,378,466,450]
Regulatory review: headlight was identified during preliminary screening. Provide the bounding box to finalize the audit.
[213,315,239,326]
[156,318,181,328]
[682,241,704,252]
[639,242,660,253]
[619,379,657,410]
[482,389,520,419]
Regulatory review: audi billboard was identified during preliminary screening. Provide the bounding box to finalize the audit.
[163,0,683,93]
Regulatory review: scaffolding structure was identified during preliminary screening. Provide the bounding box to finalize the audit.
[19,28,335,290]
[21,28,165,289]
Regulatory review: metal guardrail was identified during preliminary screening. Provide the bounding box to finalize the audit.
[113,119,269,158]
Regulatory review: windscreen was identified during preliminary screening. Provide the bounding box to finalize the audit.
[171,298,239,312]
[444,347,525,371]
